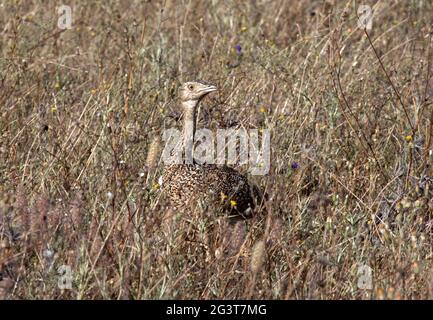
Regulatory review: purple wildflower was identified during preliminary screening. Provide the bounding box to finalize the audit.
[291,162,299,170]
[235,44,242,54]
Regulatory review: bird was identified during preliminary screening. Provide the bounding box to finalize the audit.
[159,80,263,218]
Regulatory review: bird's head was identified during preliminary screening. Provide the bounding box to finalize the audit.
[179,80,217,103]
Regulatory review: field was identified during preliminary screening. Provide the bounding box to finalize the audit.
[1,0,433,299]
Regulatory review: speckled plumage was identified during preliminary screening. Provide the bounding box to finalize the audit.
[161,163,261,216]
[160,81,262,217]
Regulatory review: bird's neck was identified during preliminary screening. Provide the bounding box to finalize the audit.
[182,100,198,164]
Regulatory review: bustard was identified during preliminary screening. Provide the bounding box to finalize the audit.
[160,80,262,217]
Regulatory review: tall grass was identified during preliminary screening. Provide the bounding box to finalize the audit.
[0,0,432,299]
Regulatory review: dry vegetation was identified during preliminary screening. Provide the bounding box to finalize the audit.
[1,0,433,299]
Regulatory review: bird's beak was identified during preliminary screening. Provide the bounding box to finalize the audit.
[201,85,217,93]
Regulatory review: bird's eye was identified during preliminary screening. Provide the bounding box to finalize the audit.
[188,84,194,90]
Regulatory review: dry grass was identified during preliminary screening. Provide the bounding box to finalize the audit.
[1,0,433,299]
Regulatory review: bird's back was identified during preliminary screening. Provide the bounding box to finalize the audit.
[161,164,261,216]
